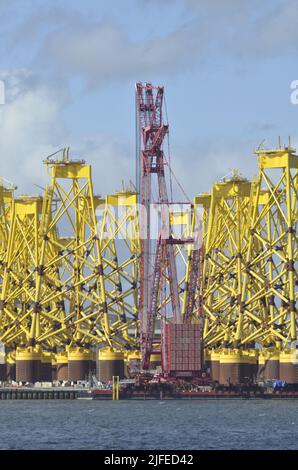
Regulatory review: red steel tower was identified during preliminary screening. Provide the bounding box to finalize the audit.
[136,82,182,369]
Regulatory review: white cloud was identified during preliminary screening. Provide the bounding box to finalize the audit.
[70,135,135,196]
[36,20,197,88]
[0,68,281,201]
[3,1,297,95]
[0,71,67,192]
[0,70,135,196]
[171,138,258,199]
[245,1,298,57]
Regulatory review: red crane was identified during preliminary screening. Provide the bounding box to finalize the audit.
[136,83,181,369]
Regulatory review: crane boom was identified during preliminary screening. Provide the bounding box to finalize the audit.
[136,82,181,369]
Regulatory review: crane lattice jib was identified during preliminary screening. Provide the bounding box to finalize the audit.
[136,82,181,369]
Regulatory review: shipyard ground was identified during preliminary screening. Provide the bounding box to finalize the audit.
[1,382,298,400]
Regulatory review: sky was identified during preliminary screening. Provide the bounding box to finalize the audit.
[0,0,298,198]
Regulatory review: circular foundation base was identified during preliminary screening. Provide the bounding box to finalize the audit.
[16,349,41,383]
[98,350,125,382]
[219,362,252,385]
[219,350,255,385]
[280,363,298,383]
[0,363,6,382]
[5,352,16,381]
[16,360,41,383]
[52,362,57,381]
[56,363,68,381]
[90,361,97,376]
[6,363,16,381]
[40,363,52,382]
[210,352,220,382]
[68,348,93,381]
[68,360,90,381]
[258,351,280,380]
[204,352,211,374]
[280,351,298,383]
[40,353,52,381]
[55,353,68,381]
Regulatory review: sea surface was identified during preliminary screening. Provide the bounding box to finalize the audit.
[0,399,297,450]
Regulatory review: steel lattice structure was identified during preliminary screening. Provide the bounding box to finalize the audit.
[0,151,142,355]
[0,179,15,282]
[96,190,140,349]
[235,147,298,349]
[197,173,253,348]
[0,81,297,384]
[195,147,298,354]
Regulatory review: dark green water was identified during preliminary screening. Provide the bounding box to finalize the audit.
[0,399,297,449]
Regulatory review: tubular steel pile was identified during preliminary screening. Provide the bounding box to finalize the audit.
[0,84,297,386]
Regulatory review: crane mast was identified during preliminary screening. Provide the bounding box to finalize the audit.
[136,82,181,370]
